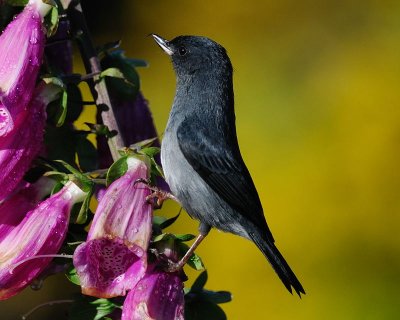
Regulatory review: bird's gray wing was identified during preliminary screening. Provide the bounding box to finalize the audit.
[177,118,274,242]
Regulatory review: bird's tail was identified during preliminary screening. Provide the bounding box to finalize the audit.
[249,232,305,297]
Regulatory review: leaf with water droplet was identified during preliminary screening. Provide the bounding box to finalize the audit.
[187,252,205,270]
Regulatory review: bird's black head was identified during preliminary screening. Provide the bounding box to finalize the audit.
[152,34,232,77]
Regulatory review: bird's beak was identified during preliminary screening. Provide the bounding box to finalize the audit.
[152,34,174,56]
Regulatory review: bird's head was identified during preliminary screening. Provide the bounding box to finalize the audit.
[152,34,232,77]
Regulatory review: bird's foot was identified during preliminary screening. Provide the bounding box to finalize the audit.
[164,260,184,273]
[134,178,179,209]
[149,248,184,272]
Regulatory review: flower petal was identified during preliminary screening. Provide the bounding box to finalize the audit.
[73,238,147,298]
[0,181,85,300]
[0,83,59,200]
[0,0,50,117]
[122,268,185,320]
[88,157,152,249]
[0,178,54,242]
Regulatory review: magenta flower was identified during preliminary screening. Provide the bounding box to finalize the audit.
[121,265,185,320]
[0,83,60,201]
[97,92,160,169]
[0,178,55,242]
[0,181,86,300]
[0,0,51,129]
[74,157,153,298]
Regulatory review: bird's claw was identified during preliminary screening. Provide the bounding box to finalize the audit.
[134,178,172,209]
[136,179,179,209]
[149,248,183,272]
[164,260,184,273]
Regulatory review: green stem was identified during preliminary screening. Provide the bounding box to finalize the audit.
[65,0,125,161]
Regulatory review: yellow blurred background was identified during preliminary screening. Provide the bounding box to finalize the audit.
[3,0,400,318]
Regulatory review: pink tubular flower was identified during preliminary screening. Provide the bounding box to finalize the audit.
[0,0,50,103]
[0,83,60,201]
[0,0,51,130]
[97,92,160,169]
[74,157,153,298]
[0,181,86,300]
[121,266,185,320]
[0,178,55,242]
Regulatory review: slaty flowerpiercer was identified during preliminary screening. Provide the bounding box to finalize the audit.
[152,34,305,296]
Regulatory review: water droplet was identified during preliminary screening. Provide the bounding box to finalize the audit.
[29,36,38,44]
[62,192,72,201]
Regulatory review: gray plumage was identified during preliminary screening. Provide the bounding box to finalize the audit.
[154,35,305,296]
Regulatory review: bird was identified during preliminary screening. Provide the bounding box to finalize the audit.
[152,34,305,296]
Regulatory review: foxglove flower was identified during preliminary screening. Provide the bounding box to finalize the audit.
[0,178,55,241]
[0,181,86,300]
[121,265,185,320]
[0,83,59,200]
[96,92,169,191]
[0,0,51,130]
[97,92,160,169]
[74,157,153,298]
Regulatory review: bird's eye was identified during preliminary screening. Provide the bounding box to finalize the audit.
[178,46,187,56]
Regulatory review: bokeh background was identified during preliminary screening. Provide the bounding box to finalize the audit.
[3,0,400,319]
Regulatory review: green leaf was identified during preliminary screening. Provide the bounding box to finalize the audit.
[74,186,94,224]
[68,296,118,320]
[65,265,80,286]
[152,233,174,243]
[139,146,160,158]
[174,234,196,242]
[55,90,68,127]
[106,155,129,186]
[202,290,232,304]
[100,67,133,86]
[42,76,66,89]
[177,242,205,270]
[185,299,227,320]
[85,123,114,137]
[66,84,83,123]
[50,180,65,196]
[158,212,180,229]
[150,157,165,179]
[152,232,194,243]
[153,215,167,226]
[44,4,59,37]
[5,0,28,6]
[191,271,208,292]
[125,57,148,67]
[100,51,140,99]
[76,135,98,172]
[53,160,92,191]
[187,252,205,270]
[130,137,158,150]
[96,40,121,55]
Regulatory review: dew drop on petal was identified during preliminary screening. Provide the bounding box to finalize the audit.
[62,192,72,201]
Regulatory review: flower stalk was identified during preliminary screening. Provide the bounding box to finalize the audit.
[65,0,125,161]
